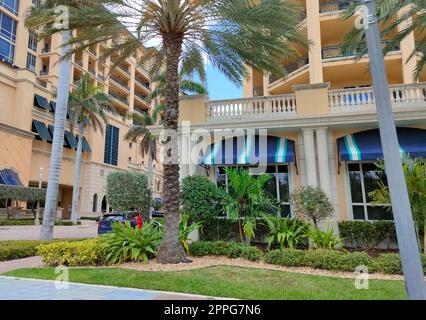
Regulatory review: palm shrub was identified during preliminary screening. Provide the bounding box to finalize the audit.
[304,227,341,250]
[223,168,279,243]
[291,187,334,228]
[104,221,163,264]
[179,213,203,254]
[263,215,309,250]
[26,0,307,264]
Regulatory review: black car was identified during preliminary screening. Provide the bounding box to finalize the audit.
[97,212,138,235]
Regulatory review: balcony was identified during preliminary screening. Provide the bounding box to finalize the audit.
[135,92,147,101]
[319,0,354,14]
[206,94,297,123]
[135,77,150,91]
[109,92,129,107]
[110,75,130,90]
[269,56,309,85]
[329,83,426,113]
[322,41,400,60]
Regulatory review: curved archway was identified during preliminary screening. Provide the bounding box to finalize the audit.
[101,196,108,213]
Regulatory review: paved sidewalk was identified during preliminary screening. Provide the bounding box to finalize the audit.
[0,256,43,273]
[0,276,216,300]
[0,221,98,241]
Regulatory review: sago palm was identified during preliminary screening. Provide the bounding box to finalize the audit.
[342,0,426,80]
[26,0,307,263]
[125,111,158,191]
[68,73,115,224]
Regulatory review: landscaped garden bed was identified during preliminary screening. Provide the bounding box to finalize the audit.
[0,219,82,226]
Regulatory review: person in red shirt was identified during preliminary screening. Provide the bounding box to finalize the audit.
[136,213,143,229]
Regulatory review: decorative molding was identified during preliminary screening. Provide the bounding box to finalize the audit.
[0,122,35,139]
[293,82,331,91]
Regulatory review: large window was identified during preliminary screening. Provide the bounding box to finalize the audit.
[0,12,16,64]
[104,125,119,166]
[347,162,392,221]
[28,31,37,51]
[215,164,291,217]
[0,0,19,15]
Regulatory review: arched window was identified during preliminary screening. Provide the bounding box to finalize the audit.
[92,194,98,212]
[156,180,161,192]
[101,196,107,213]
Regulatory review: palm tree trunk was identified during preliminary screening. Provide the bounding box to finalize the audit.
[70,123,84,224]
[157,32,188,264]
[147,154,153,191]
[40,31,72,240]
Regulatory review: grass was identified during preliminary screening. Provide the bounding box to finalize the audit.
[3,266,406,300]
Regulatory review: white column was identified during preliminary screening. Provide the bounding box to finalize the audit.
[188,137,197,176]
[316,127,331,197]
[302,128,317,187]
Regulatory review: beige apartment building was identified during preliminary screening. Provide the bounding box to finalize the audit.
[162,0,426,223]
[0,0,163,218]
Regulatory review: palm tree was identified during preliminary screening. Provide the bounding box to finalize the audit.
[68,73,114,224]
[370,156,426,254]
[342,0,426,79]
[125,111,158,193]
[26,0,307,262]
[25,6,75,239]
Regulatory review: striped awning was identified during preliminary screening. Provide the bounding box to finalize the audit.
[201,136,295,166]
[0,169,23,186]
[337,127,426,161]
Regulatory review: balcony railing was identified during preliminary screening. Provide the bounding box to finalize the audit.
[319,0,355,14]
[39,70,49,76]
[110,75,129,90]
[322,41,400,60]
[135,78,150,90]
[109,92,129,106]
[135,92,147,101]
[329,83,426,113]
[269,56,309,85]
[206,94,297,122]
[117,65,130,75]
[97,74,105,81]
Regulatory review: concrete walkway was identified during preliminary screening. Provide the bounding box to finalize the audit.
[0,256,44,273]
[0,221,98,241]
[0,276,217,300]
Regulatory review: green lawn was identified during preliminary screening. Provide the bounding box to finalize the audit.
[3,266,406,300]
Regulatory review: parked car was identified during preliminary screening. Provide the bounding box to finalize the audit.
[97,211,138,235]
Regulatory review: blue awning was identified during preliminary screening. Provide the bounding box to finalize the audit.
[34,94,50,110]
[337,127,426,161]
[201,136,295,166]
[0,169,23,186]
[32,120,52,142]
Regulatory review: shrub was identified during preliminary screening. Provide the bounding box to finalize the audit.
[338,220,396,250]
[181,175,224,223]
[104,221,163,264]
[372,253,402,274]
[188,241,263,261]
[305,227,341,249]
[37,238,107,267]
[179,213,203,253]
[304,249,346,271]
[291,187,333,228]
[264,249,308,267]
[263,215,309,249]
[106,172,150,213]
[0,220,81,226]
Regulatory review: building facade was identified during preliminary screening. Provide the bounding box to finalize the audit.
[156,0,426,225]
[0,0,163,218]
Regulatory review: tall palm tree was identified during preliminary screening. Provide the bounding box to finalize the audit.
[68,73,114,224]
[342,0,426,79]
[125,111,158,192]
[25,6,74,239]
[26,0,307,262]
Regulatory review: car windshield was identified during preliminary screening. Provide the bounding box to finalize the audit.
[102,215,124,222]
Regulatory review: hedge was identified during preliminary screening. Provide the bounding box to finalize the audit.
[0,185,46,201]
[0,220,81,226]
[189,241,263,261]
[37,238,108,267]
[0,239,83,262]
[339,220,397,249]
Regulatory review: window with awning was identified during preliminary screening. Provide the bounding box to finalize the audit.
[337,127,426,161]
[64,131,78,149]
[76,136,92,153]
[201,136,296,166]
[34,94,50,110]
[49,101,56,113]
[0,168,23,186]
[48,125,70,148]
[32,120,52,142]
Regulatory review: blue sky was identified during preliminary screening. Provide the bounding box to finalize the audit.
[204,64,242,101]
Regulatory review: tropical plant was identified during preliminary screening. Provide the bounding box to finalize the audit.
[304,227,341,250]
[106,172,151,213]
[291,187,334,228]
[263,215,309,250]
[26,0,307,262]
[181,175,224,224]
[342,0,426,79]
[223,168,279,243]
[125,110,161,191]
[68,73,114,224]
[370,156,426,253]
[179,212,203,254]
[104,221,163,263]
